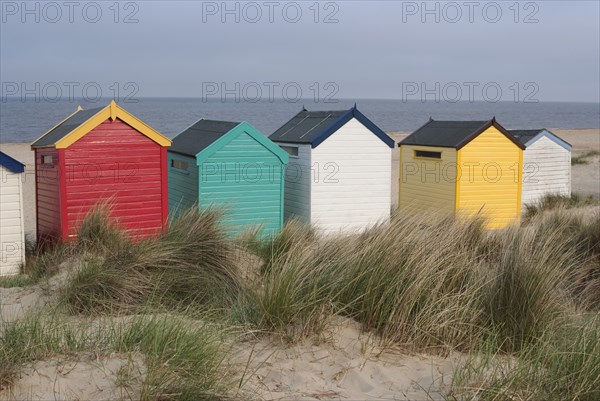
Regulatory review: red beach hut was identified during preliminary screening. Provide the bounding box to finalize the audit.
[31,101,172,243]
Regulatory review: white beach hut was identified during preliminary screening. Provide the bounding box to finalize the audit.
[269,106,395,234]
[0,151,26,276]
[509,129,572,207]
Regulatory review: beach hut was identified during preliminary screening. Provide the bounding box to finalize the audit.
[0,152,26,275]
[168,120,289,236]
[269,106,395,234]
[399,118,525,229]
[31,101,171,243]
[508,129,571,207]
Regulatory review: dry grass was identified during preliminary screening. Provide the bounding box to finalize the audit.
[524,193,598,221]
[0,313,234,400]
[571,150,600,165]
[5,201,599,400]
[60,205,241,315]
[238,211,590,351]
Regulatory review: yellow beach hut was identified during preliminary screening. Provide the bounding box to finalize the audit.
[398,118,525,229]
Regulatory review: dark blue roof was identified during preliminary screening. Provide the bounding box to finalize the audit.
[269,106,395,149]
[0,151,25,173]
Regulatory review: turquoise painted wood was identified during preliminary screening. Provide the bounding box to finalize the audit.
[168,121,289,236]
[168,152,198,218]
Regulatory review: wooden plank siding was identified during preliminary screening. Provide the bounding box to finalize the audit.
[399,145,457,214]
[197,131,284,236]
[310,118,391,233]
[457,126,522,228]
[168,152,199,217]
[0,165,25,275]
[278,143,312,223]
[62,119,166,239]
[522,134,571,206]
[35,148,61,243]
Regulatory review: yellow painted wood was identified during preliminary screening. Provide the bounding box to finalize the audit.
[54,101,171,148]
[457,126,522,228]
[455,150,461,211]
[516,148,523,219]
[398,144,403,207]
[398,145,457,214]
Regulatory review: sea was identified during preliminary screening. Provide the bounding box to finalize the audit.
[1,98,599,143]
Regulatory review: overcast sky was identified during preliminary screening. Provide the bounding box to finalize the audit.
[1,1,599,102]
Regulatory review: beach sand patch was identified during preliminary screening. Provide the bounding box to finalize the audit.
[234,316,457,401]
[1,353,146,401]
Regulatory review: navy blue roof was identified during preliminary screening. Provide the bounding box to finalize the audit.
[0,151,25,174]
[269,106,395,149]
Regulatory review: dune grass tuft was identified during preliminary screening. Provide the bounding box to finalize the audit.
[16,201,600,399]
[0,313,233,400]
[0,275,34,288]
[239,209,598,353]
[524,193,598,220]
[571,150,600,165]
[451,315,600,401]
[60,205,241,315]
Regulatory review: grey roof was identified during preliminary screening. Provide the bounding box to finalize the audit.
[508,129,545,146]
[400,118,525,150]
[269,110,348,144]
[32,107,104,148]
[169,119,239,157]
[400,120,490,148]
[508,129,571,150]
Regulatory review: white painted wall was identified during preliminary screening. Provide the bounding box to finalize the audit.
[0,165,25,276]
[279,143,312,223]
[310,118,392,234]
[522,134,571,206]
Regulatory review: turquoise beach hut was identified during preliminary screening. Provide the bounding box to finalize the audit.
[168,119,289,236]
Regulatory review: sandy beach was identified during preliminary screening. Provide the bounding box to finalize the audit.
[2,128,598,241]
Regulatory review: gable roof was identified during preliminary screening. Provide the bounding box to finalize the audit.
[0,151,25,174]
[508,129,572,151]
[31,101,171,149]
[269,106,395,148]
[169,119,240,157]
[170,120,289,164]
[400,118,525,150]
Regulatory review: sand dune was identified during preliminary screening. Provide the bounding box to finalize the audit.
[1,280,459,401]
[235,316,457,401]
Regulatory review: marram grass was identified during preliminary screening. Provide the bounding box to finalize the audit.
[11,199,598,400]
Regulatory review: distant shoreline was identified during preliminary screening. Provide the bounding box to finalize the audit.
[2,97,599,104]
[2,127,600,145]
[3,99,599,140]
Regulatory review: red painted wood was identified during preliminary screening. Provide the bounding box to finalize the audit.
[59,118,167,239]
[34,149,39,244]
[58,149,68,242]
[160,147,168,229]
[34,148,61,245]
